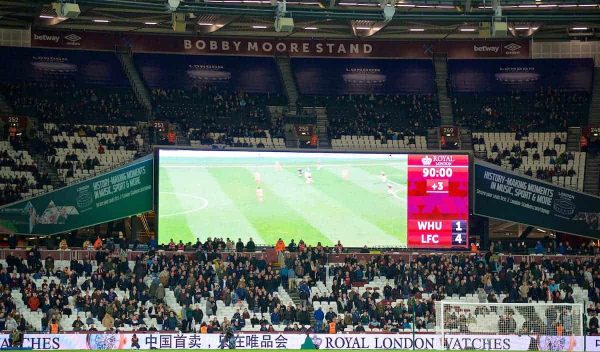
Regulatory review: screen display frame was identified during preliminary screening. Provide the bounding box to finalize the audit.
[154,147,472,249]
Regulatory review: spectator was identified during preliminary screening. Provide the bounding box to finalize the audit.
[275,238,285,253]
[94,236,103,251]
[314,307,324,333]
[246,238,256,252]
[235,238,244,252]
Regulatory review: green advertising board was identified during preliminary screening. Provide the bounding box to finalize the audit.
[474,161,600,239]
[0,155,154,235]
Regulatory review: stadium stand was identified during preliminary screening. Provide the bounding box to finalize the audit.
[188,129,286,149]
[448,59,593,132]
[0,239,598,335]
[0,21,599,344]
[151,88,284,130]
[0,47,146,124]
[472,132,586,190]
[300,94,438,151]
[43,123,143,184]
[134,53,287,149]
[453,90,590,131]
[0,137,52,204]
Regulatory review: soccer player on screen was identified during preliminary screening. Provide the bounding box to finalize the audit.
[256,186,264,202]
[380,171,387,183]
[387,183,394,196]
[341,169,349,181]
[254,171,262,184]
[305,169,313,184]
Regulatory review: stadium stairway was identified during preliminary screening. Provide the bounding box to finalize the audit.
[315,107,331,149]
[31,124,62,187]
[284,124,300,148]
[460,128,472,151]
[0,90,12,115]
[589,66,600,125]
[567,127,582,152]
[286,284,316,327]
[427,128,440,149]
[275,55,299,108]
[173,123,190,146]
[583,153,600,195]
[117,51,153,112]
[433,54,453,125]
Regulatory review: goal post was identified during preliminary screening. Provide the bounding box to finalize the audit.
[437,301,584,350]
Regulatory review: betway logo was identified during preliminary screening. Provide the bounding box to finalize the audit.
[33,34,59,43]
[473,45,499,53]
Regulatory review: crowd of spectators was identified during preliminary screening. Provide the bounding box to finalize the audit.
[0,235,598,335]
[0,82,145,124]
[299,94,439,139]
[41,124,143,178]
[0,136,52,206]
[152,236,600,335]
[47,124,141,151]
[187,124,283,148]
[474,132,578,181]
[452,88,590,131]
[151,87,285,131]
[0,181,29,206]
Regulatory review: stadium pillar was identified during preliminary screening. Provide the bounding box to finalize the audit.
[131,215,138,242]
[518,226,533,240]
[478,217,490,251]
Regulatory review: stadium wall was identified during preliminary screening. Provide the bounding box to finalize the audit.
[0,333,598,351]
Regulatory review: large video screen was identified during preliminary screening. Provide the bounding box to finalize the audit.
[158,150,469,248]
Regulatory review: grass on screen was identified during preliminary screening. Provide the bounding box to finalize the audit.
[158,158,408,247]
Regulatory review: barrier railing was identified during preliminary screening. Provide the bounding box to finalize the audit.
[0,247,597,264]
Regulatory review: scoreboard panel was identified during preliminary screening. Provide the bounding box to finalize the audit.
[157,149,470,248]
[407,154,470,248]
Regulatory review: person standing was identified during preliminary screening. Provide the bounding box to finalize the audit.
[131,334,140,349]
[313,307,324,333]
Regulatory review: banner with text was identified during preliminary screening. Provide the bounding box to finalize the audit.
[448,58,594,93]
[30,29,530,58]
[0,155,153,235]
[133,53,281,93]
[0,46,129,86]
[474,161,600,239]
[0,333,595,351]
[292,58,434,95]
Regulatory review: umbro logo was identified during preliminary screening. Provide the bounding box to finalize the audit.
[64,34,81,42]
[504,43,521,52]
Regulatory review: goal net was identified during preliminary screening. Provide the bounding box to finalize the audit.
[436,301,584,351]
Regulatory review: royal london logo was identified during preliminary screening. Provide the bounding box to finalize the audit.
[421,155,433,166]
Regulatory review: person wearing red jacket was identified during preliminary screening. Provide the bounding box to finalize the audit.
[28,293,40,311]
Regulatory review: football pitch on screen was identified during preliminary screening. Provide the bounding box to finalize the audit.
[158,151,409,247]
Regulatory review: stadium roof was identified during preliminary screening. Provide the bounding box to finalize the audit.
[1,0,599,39]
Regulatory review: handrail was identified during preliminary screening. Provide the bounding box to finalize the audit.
[0,247,597,264]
